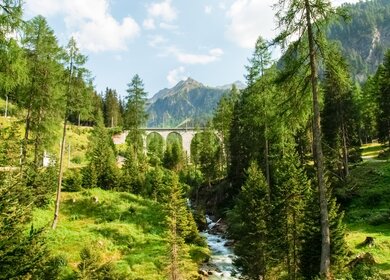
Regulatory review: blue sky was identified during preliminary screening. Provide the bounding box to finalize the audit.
[24,0,359,98]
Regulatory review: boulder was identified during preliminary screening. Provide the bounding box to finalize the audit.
[225,240,235,247]
[347,252,376,269]
[361,236,375,247]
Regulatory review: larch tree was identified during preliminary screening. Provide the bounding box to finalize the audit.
[244,36,273,186]
[0,0,27,117]
[20,15,64,171]
[52,37,87,229]
[274,0,339,277]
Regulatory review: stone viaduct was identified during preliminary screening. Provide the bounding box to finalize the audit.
[112,128,201,156]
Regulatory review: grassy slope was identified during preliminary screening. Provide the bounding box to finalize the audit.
[34,189,205,279]
[62,125,92,167]
[345,144,390,275]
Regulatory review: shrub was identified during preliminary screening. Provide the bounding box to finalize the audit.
[63,169,83,192]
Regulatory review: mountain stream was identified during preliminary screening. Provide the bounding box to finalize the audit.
[200,216,240,279]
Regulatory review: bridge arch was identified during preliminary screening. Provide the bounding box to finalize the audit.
[166,132,183,146]
[146,132,164,164]
[112,128,205,158]
[190,131,222,164]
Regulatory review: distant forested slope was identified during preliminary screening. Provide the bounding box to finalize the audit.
[329,0,390,81]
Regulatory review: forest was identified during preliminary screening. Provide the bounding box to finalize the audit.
[0,0,390,279]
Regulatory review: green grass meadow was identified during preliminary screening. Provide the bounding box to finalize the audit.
[345,144,390,275]
[34,189,206,279]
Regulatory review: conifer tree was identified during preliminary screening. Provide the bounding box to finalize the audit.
[377,49,390,148]
[124,74,148,148]
[52,37,87,229]
[195,126,222,186]
[0,0,26,113]
[228,161,270,279]
[84,110,118,190]
[103,88,122,128]
[299,188,347,279]
[213,85,239,174]
[147,133,164,167]
[0,172,49,279]
[322,46,360,180]
[122,74,148,191]
[359,74,380,143]
[274,1,340,276]
[163,172,201,279]
[163,139,184,172]
[166,174,182,280]
[270,149,311,280]
[20,16,64,170]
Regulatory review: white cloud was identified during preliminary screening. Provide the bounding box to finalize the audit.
[152,43,224,64]
[167,66,187,86]
[170,47,224,65]
[144,0,178,32]
[73,17,139,52]
[24,0,140,53]
[143,18,156,30]
[205,5,213,14]
[148,35,167,48]
[147,0,177,22]
[159,22,178,30]
[226,0,274,49]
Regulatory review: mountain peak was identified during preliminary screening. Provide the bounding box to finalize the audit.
[174,77,204,90]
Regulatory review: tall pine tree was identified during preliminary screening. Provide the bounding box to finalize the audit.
[377,49,390,148]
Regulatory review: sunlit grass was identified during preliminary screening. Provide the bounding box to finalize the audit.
[345,157,390,275]
[346,224,390,274]
[361,142,388,159]
[34,189,204,278]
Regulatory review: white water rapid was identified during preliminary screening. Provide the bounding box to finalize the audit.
[201,216,240,279]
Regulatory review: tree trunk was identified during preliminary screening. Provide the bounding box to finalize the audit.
[52,55,73,229]
[4,94,8,117]
[52,116,67,229]
[341,122,349,178]
[21,90,33,169]
[304,0,331,278]
[265,137,270,187]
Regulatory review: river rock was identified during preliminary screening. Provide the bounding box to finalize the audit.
[209,221,228,235]
[225,240,235,247]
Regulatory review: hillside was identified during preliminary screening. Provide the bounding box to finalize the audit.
[329,0,390,81]
[343,144,390,276]
[146,78,243,128]
[33,189,208,279]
